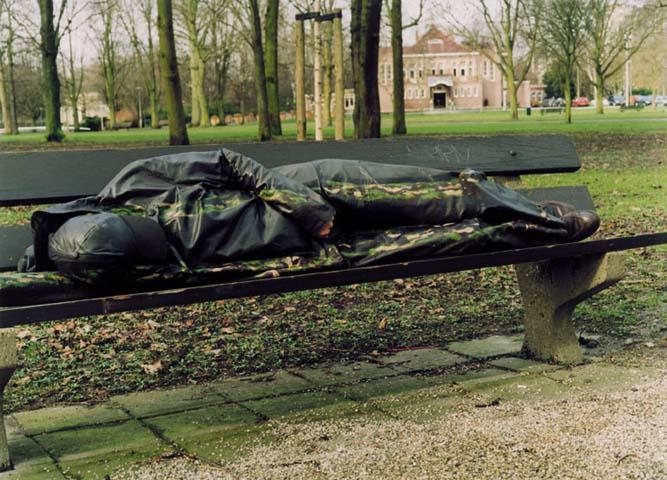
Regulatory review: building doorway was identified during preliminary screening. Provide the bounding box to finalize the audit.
[433,92,446,109]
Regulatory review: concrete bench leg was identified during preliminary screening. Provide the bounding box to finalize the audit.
[515,253,626,364]
[0,329,17,471]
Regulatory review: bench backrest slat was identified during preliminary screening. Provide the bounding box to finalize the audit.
[0,135,580,206]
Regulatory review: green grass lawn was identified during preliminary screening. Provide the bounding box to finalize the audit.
[2,110,666,413]
[1,107,666,150]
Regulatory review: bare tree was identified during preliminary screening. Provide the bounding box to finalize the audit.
[157,0,189,144]
[583,0,663,114]
[351,0,382,138]
[177,0,214,126]
[37,0,68,140]
[540,0,586,123]
[208,0,233,123]
[121,0,161,128]
[91,0,121,128]
[384,0,423,134]
[0,0,19,134]
[448,0,540,121]
[230,0,271,140]
[60,30,84,130]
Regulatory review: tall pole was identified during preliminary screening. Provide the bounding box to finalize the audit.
[313,0,323,141]
[333,9,344,141]
[295,19,306,141]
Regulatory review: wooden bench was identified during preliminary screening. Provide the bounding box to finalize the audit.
[0,135,665,471]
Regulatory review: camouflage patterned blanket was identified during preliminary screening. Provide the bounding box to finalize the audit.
[4,149,574,307]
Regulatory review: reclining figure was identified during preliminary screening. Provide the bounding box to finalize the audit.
[22,149,599,283]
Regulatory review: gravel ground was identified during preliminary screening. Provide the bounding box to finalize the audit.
[119,347,667,480]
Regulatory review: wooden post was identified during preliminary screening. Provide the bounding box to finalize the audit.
[313,1,323,141]
[295,19,306,141]
[333,9,344,141]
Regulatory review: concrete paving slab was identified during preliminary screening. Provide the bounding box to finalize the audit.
[111,384,225,418]
[336,374,435,402]
[0,465,66,480]
[378,348,467,373]
[0,426,64,480]
[448,334,524,359]
[244,391,379,423]
[292,361,397,386]
[488,356,560,373]
[458,371,565,402]
[144,404,266,463]
[213,371,311,402]
[546,363,659,394]
[12,404,129,436]
[35,420,170,480]
[370,382,465,422]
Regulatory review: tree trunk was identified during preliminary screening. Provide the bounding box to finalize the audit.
[390,0,405,135]
[196,54,209,126]
[351,0,382,139]
[333,10,344,140]
[264,0,281,135]
[149,91,160,128]
[147,19,161,129]
[595,70,604,114]
[0,63,11,134]
[563,73,572,124]
[5,28,18,134]
[506,67,519,121]
[189,50,200,126]
[249,0,271,141]
[38,0,64,142]
[157,0,189,144]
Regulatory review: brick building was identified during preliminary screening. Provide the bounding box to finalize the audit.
[378,26,545,112]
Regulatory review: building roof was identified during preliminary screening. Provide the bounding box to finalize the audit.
[402,26,472,55]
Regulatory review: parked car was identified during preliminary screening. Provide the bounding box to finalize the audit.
[607,94,625,106]
[572,97,590,107]
[633,95,652,106]
[590,98,610,107]
[655,96,667,107]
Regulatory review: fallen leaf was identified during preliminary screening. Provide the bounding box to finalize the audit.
[141,360,163,374]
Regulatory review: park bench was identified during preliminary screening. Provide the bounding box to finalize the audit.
[0,134,665,470]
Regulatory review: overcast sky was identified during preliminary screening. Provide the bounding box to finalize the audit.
[57,0,484,64]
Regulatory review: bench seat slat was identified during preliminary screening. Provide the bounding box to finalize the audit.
[0,135,580,206]
[1,232,665,327]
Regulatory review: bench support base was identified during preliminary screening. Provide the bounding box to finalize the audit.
[516,253,626,364]
[0,329,16,471]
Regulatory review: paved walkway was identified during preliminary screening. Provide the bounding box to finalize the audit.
[1,334,664,479]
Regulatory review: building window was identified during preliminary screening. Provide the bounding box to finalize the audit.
[490,63,495,81]
[474,86,478,97]
[408,89,413,99]
[420,89,425,98]
[380,65,386,85]
[418,66,423,78]
[468,61,473,77]
[461,68,466,77]
[452,62,457,76]
[431,68,436,75]
[483,61,488,77]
